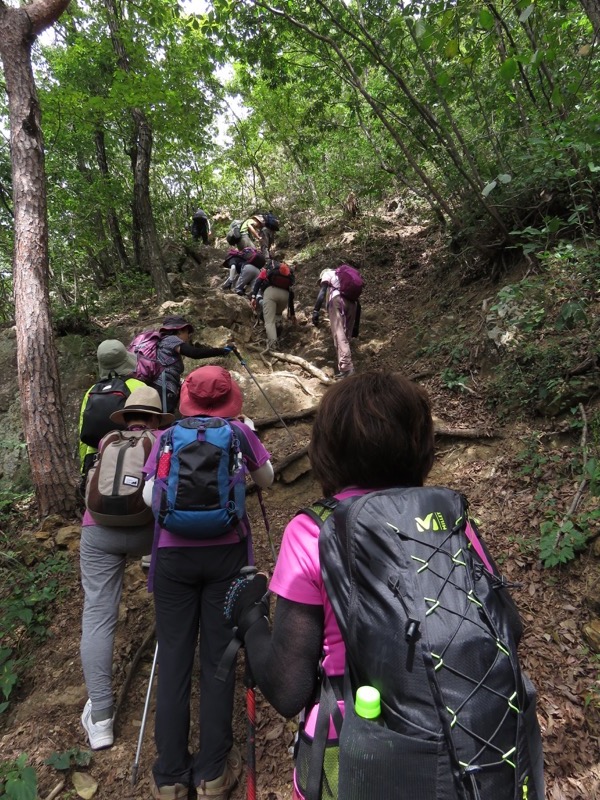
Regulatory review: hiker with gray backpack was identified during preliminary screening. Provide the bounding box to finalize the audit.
[140,366,274,800]
[222,370,545,800]
[79,386,174,751]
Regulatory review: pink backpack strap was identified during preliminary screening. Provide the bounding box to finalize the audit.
[464,520,495,574]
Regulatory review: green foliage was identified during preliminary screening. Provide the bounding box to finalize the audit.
[486,244,600,415]
[0,547,72,712]
[440,368,470,393]
[515,412,600,568]
[0,754,37,800]
[539,518,588,568]
[44,749,92,771]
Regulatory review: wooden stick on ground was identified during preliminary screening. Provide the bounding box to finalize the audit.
[114,624,156,731]
[433,424,498,439]
[269,352,333,385]
[43,780,65,800]
[246,446,310,494]
[554,403,588,550]
[254,408,317,429]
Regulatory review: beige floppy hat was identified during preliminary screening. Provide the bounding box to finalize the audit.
[110,385,175,427]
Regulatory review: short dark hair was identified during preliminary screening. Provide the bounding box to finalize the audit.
[309,371,435,496]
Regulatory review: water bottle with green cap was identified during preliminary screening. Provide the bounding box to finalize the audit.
[355,685,384,725]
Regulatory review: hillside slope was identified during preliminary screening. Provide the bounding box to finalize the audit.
[1,209,599,800]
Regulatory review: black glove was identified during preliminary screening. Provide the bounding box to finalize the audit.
[224,567,270,643]
[311,310,320,327]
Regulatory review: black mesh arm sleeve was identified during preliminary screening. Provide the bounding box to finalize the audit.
[180,341,229,358]
[313,284,328,314]
[244,597,324,718]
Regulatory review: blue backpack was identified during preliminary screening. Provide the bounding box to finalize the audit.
[152,417,246,538]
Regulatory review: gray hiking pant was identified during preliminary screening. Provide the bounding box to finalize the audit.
[329,294,357,373]
[262,286,289,348]
[238,233,254,250]
[80,524,153,719]
[234,263,260,294]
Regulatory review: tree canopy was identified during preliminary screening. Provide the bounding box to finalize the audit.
[1,0,599,514]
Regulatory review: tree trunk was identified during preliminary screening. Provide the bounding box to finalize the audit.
[131,108,173,302]
[580,0,600,38]
[94,127,131,273]
[0,0,78,518]
[103,0,173,303]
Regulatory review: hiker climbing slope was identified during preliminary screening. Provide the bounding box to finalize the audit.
[191,208,211,244]
[142,366,274,800]
[151,315,234,413]
[79,386,174,751]
[79,340,145,484]
[312,265,363,379]
[238,212,279,257]
[224,371,545,800]
[251,261,296,350]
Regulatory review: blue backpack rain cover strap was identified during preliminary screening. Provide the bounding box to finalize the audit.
[152,417,246,539]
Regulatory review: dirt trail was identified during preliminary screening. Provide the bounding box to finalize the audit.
[1,214,599,799]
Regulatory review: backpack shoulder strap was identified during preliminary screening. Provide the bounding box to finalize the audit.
[297,497,338,528]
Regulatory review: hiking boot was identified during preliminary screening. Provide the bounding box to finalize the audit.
[81,699,114,750]
[196,745,242,800]
[151,781,189,800]
[334,369,355,380]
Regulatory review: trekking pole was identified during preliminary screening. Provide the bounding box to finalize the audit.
[256,488,277,564]
[131,641,159,786]
[230,347,294,443]
[245,655,257,800]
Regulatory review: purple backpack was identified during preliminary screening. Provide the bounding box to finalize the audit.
[127,330,163,383]
[336,265,364,301]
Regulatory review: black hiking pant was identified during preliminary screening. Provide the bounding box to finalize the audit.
[152,541,248,788]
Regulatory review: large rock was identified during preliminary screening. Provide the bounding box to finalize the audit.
[583,618,600,652]
[233,370,320,420]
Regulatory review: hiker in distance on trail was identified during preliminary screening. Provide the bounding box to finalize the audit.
[251,261,296,351]
[79,386,174,751]
[237,212,280,257]
[220,246,266,295]
[312,263,364,379]
[150,316,235,414]
[141,366,274,800]
[223,370,545,800]
[191,208,211,244]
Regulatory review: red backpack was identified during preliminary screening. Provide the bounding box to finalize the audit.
[266,262,294,290]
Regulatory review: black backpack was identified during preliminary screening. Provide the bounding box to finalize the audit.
[297,488,544,800]
[262,211,280,231]
[80,375,131,449]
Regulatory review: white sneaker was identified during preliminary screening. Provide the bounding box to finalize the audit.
[81,699,114,750]
[141,554,152,570]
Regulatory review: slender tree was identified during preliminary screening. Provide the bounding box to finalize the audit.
[0,0,78,518]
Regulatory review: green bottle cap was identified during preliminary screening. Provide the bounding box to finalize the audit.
[355,685,381,719]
